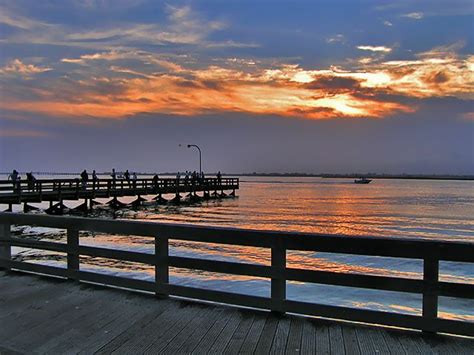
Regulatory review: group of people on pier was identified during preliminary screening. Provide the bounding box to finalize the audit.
[7,169,226,192]
[8,170,37,191]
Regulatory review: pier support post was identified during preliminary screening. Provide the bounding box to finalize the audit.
[271,237,286,314]
[155,236,169,298]
[67,228,79,280]
[422,256,439,333]
[0,223,11,271]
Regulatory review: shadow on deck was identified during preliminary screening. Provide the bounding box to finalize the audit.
[0,272,472,354]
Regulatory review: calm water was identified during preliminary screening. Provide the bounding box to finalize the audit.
[7,177,474,321]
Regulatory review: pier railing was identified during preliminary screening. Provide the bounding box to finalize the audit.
[0,177,239,205]
[0,213,473,336]
[0,177,238,194]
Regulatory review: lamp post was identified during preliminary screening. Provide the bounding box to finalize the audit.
[180,144,202,174]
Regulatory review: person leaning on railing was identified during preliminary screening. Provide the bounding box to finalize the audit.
[26,172,36,192]
[8,169,21,192]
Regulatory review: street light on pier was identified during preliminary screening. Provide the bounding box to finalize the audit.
[179,144,202,174]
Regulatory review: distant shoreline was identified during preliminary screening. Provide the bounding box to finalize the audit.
[233,174,474,181]
[1,172,473,181]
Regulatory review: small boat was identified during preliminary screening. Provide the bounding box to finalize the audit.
[354,177,372,184]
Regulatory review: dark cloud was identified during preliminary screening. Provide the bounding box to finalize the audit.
[304,76,361,93]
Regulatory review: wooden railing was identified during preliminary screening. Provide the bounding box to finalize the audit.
[0,213,473,336]
[0,177,239,195]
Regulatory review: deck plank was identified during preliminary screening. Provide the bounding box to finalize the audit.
[238,312,268,354]
[157,306,219,354]
[342,326,361,355]
[206,310,243,353]
[285,317,304,354]
[381,330,407,355]
[270,317,291,354]
[254,314,279,353]
[34,295,147,353]
[191,308,235,354]
[141,305,204,354]
[176,306,226,354]
[329,324,346,354]
[224,311,255,354]
[300,319,315,355]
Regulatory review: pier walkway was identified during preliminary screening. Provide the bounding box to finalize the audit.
[1,272,473,354]
[0,177,239,212]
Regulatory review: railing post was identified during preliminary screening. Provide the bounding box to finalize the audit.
[155,236,169,298]
[67,228,79,280]
[0,223,11,271]
[271,237,286,314]
[422,255,439,333]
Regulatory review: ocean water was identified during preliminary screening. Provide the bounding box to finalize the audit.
[5,177,474,321]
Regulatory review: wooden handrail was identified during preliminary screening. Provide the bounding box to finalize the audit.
[0,212,472,336]
[0,177,239,195]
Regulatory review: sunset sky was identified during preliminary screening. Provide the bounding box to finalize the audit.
[0,0,473,174]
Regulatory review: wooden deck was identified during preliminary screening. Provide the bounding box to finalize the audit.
[1,272,473,354]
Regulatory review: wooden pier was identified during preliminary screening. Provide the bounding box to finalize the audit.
[0,177,239,213]
[1,212,473,341]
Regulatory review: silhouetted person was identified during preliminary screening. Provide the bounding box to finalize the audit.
[111,168,117,189]
[124,169,130,187]
[8,170,20,192]
[132,172,137,188]
[217,171,222,184]
[92,170,98,181]
[80,169,88,189]
[26,172,36,191]
[152,174,159,188]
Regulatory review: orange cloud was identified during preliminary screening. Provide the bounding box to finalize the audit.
[1,47,472,121]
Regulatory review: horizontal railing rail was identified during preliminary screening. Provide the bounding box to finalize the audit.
[0,177,239,194]
[0,212,473,336]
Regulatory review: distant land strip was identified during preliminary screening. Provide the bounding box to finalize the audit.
[0,172,473,181]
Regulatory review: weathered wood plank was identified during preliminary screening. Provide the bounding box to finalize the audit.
[2,293,101,351]
[300,319,317,355]
[207,312,244,353]
[285,317,304,354]
[356,326,390,355]
[254,315,279,353]
[380,330,406,355]
[191,308,236,354]
[176,307,226,354]
[154,306,218,354]
[0,285,88,341]
[396,332,433,354]
[224,311,255,354]
[328,324,346,354]
[72,303,154,354]
[97,313,168,354]
[314,324,331,355]
[270,317,291,354]
[238,312,268,354]
[141,305,206,354]
[342,326,361,355]
[33,294,143,353]
[102,308,174,353]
